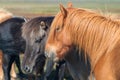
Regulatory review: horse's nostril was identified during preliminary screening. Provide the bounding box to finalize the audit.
[24,65,31,73]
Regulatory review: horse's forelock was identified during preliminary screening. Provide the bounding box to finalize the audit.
[22,17,50,44]
[64,7,120,71]
[22,18,40,39]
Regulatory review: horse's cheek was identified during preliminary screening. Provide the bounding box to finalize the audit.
[63,33,71,46]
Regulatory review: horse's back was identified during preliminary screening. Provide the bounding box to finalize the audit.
[0,17,26,54]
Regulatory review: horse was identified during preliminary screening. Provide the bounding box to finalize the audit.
[0,9,26,80]
[45,3,120,80]
[22,16,67,80]
[45,3,91,80]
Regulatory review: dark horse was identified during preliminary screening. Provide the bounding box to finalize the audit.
[22,16,68,80]
[0,16,26,80]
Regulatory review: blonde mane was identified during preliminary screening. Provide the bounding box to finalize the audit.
[64,8,120,71]
[0,9,13,23]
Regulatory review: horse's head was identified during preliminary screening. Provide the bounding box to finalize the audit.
[45,3,75,61]
[22,17,54,73]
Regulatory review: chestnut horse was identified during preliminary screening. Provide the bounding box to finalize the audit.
[45,3,120,80]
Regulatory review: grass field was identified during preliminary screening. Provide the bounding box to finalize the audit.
[0,1,120,80]
[0,1,120,18]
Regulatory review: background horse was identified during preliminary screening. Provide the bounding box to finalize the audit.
[0,9,26,80]
[22,16,67,80]
[64,46,91,80]
[45,3,120,80]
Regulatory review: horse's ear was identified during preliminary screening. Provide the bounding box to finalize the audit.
[40,21,45,26]
[24,17,31,22]
[59,4,67,18]
[67,2,73,8]
[40,21,46,29]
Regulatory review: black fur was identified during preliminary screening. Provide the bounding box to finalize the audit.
[0,17,26,80]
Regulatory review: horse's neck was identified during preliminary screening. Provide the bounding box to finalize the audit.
[71,15,120,71]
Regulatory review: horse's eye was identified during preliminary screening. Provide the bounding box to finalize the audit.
[35,39,42,43]
[56,27,61,32]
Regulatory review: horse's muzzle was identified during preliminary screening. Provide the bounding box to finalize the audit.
[23,65,32,73]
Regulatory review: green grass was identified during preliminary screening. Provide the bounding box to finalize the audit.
[0,2,59,15]
[0,1,119,17]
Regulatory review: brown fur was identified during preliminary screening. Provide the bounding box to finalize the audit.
[0,51,3,80]
[46,3,120,80]
[0,9,13,23]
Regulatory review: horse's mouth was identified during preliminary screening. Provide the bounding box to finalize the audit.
[56,46,70,60]
[45,44,70,62]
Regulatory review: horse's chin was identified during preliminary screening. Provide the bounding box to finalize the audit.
[56,46,70,61]
[32,68,38,75]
